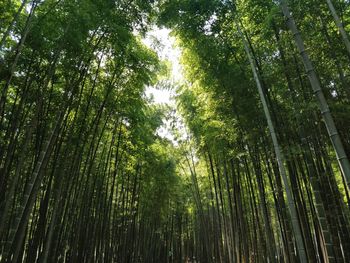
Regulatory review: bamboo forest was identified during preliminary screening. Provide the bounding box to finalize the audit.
[2,0,350,262]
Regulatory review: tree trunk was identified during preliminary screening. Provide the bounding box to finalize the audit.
[325,0,350,57]
[279,0,350,192]
[235,20,308,262]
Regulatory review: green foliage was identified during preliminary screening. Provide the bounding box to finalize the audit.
[1,0,350,262]
[156,0,350,261]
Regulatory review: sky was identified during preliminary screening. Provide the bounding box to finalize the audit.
[143,27,182,105]
[142,27,186,145]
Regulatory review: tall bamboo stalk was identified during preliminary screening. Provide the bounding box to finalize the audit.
[278,0,350,193]
[235,20,308,262]
[325,0,350,57]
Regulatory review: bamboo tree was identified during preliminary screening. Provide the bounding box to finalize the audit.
[0,0,38,124]
[325,0,350,57]
[235,20,308,262]
[279,0,350,191]
[0,0,29,50]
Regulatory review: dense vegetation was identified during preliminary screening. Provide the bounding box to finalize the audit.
[1,0,350,262]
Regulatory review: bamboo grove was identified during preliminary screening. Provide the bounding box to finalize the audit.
[1,0,350,263]
[0,1,184,262]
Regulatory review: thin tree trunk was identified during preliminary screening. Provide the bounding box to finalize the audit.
[0,1,37,124]
[235,20,308,262]
[0,0,29,50]
[325,0,350,57]
[279,0,350,192]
